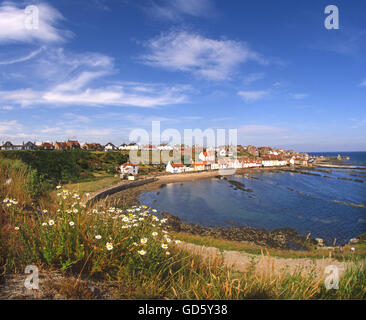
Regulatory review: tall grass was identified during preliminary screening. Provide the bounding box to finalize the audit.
[0,166,365,299]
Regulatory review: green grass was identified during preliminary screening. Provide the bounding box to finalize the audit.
[173,232,366,262]
[1,165,365,300]
[64,175,122,195]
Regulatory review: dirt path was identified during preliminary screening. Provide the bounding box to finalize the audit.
[181,242,349,278]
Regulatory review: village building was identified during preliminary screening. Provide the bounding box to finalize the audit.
[157,144,174,151]
[39,142,55,150]
[119,163,139,176]
[23,141,37,150]
[84,143,103,151]
[198,151,215,162]
[125,143,139,151]
[118,143,128,150]
[66,140,80,149]
[166,161,185,174]
[104,142,117,152]
[54,142,68,150]
[0,141,23,150]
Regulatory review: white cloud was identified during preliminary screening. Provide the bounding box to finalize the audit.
[0,120,21,134]
[141,31,266,80]
[291,93,308,100]
[0,2,70,43]
[0,47,188,108]
[148,0,214,20]
[0,47,43,65]
[243,73,265,85]
[238,90,268,103]
[0,83,188,108]
[0,105,13,110]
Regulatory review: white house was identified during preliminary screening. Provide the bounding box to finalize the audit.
[157,144,174,151]
[104,142,117,152]
[118,143,128,150]
[166,161,184,173]
[198,151,215,162]
[126,143,139,151]
[120,163,139,176]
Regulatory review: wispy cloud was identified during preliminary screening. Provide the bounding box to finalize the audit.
[0,2,70,43]
[360,79,366,87]
[243,73,265,85]
[237,90,268,103]
[0,47,43,65]
[140,31,267,80]
[146,0,214,21]
[0,47,189,108]
[0,105,13,110]
[291,93,308,100]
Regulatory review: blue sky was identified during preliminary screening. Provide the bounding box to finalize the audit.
[0,0,365,151]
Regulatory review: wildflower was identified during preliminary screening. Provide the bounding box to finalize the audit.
[133,223,139,227]
[161,218,167,223]
[3,198,9,203]
[152,232,158,237]
[138,217,144,221]
[106,242,113,251]
[152,209,157,213]
[14,227,19,231]
[42,222,47,226]
[69,221,75,226]
[48,220,55,226]
[138,250,147,256]
[85,193,90,197]
[43,209,48,214]
[133,242,138,246]
[162,230,168,234]
[175,240,181,244]
[56,185,62,189]
[161,244,168,250]
[95,235,102,240]
[122,217,129,222]
[166,251,171,256]
[140,238,148,245]
[73,208,78,214]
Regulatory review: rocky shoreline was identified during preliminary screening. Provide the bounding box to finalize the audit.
[160,212,316,250]
[106,174,319,250]
[103,165,365,250]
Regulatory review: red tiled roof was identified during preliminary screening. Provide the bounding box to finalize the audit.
[171,163,184,167]
[40,142,53,148]
[193,161,207,165]
[122,162,138,167]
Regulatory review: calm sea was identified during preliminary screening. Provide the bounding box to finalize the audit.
[139,152,366,245]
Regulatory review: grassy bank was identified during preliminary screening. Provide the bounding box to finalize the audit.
[0,150,128,186]
[173,232,366,261]
[0,163,365,299]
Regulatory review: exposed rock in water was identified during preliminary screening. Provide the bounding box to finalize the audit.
[161,212,316,250]
[225,178,253,193]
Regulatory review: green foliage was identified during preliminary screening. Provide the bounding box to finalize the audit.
[25,169,43,199]
[0,150,129,185]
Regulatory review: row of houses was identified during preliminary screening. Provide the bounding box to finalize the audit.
[166,152,309,173]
